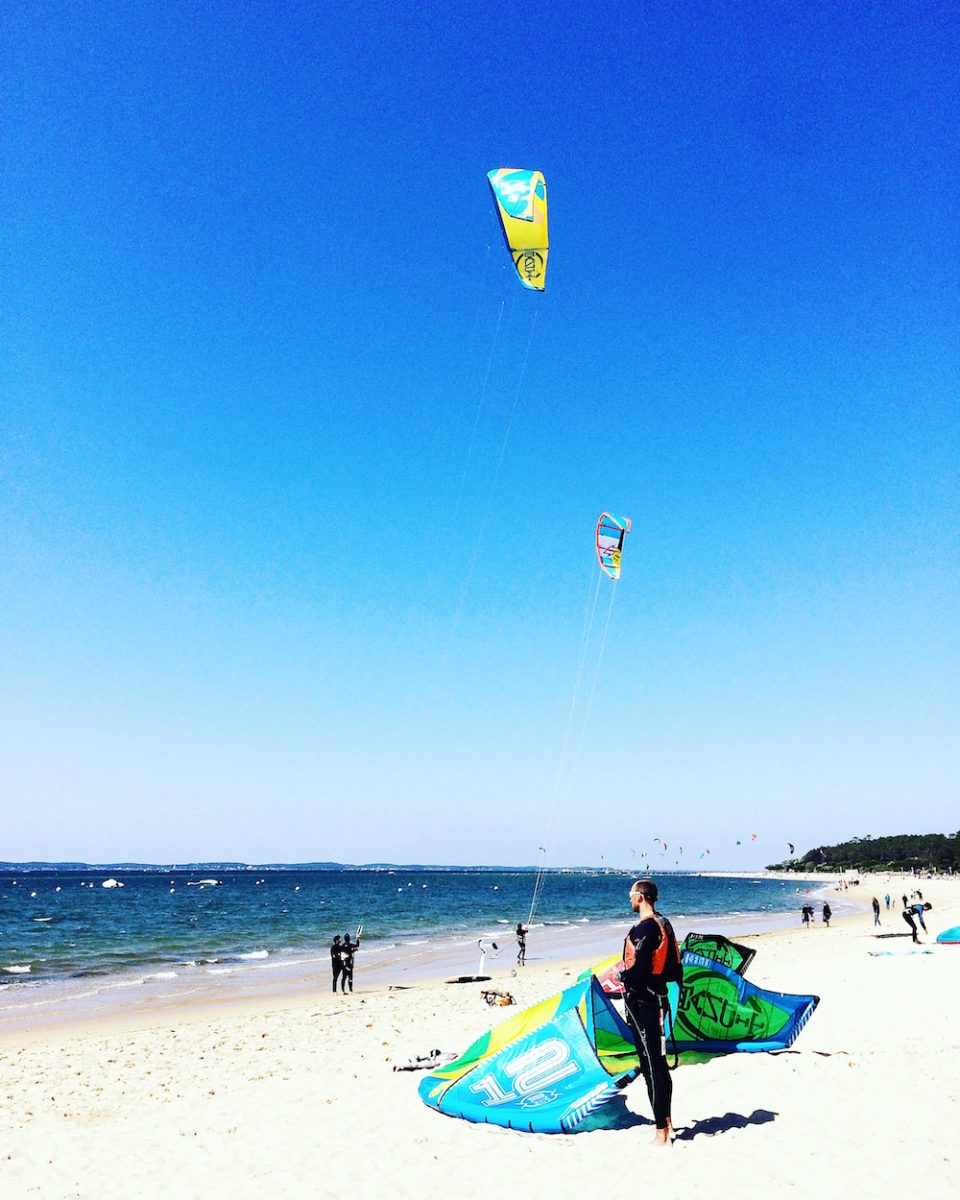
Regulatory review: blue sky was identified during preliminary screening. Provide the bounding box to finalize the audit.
[2,1,957,866]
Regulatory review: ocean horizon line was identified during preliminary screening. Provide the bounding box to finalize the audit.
[1,860,800,875]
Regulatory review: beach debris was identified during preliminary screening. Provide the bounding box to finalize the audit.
[393,1049,458,1073]
[868,948,934,956]
[480,989,515,1007]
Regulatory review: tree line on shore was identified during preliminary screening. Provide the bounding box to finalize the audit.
[766,832,959,874]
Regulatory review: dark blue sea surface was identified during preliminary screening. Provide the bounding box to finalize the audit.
[1,867,819,991]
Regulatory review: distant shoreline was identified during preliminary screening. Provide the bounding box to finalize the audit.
[3,862,931,877]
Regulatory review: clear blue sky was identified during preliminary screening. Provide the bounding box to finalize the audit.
[2,1,957,866]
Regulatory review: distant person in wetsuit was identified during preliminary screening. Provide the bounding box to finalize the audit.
[620,879,682,1147]
[516,922,528,966]
[340,932,360,992]
[902,894,908,909]
[801,904,812,927]
[822,903,832,927]
[330,935,343,992]
[872,897,881,926]
[902,902,932,944]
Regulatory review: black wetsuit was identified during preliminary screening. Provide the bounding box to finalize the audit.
[516,924,527,966]
[620,914,682,1132]
[330,940,343,992]
[341,938,358,992]
[901,904,927,943]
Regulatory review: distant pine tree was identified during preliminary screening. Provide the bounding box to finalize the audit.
[765,832,959,873]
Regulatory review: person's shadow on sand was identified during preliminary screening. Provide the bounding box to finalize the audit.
[581,1100,777,1138]
[675,1109,777,1140]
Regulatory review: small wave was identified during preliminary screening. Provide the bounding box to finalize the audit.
[238,950,269,960]
[32,917,53,923]
[3,964,32,975]
[207,967,235,975]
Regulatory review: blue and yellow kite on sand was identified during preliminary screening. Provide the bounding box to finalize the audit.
[418,976,638,1133]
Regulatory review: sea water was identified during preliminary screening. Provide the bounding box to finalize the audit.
[0,868,836,1030]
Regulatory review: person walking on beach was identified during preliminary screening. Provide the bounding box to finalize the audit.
[884,894,890,910]
[330,934,344,993]
[620,879,682,1147]
[340,932,359,992]
[822,903,832,927]
[516,922,528,966]
[901,902,932,944]
[872,897,881,926]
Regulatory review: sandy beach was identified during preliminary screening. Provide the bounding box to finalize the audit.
[2,874,958,1199]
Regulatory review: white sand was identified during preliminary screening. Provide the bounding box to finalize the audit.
[1,875,958,1199]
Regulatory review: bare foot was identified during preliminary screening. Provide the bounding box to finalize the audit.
[652,1124,674,1146]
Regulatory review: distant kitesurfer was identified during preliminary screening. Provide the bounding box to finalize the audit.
[341,932,360,992]
[330,935,343,992]
[515,922,528,966]
[901,902,932,944]
[872,897,881,926]
[620,879,682,1146]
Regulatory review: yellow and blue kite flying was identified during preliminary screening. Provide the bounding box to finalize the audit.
[487,168,549,291]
